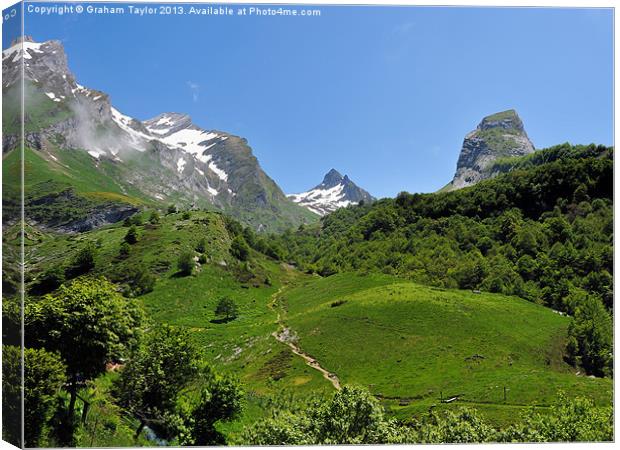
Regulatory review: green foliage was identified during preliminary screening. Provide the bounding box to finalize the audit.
[230,235,251,261]
[115,326,200,439]
[242,386,393,445]
[25,277,143,420]
[149,210,161,225]
[24,347,67,447]
[566,296,613,377]
[215,297,239,321]
[177,251,195,276]
[167,204,178,214]
[242,385,612,444]
[67,242,97,277]
[179,369,245,445]
[2,345,21,447]
[119,241,131,259]
[182,211,192,220]
[498,393,613,442]
[124,225,138,245]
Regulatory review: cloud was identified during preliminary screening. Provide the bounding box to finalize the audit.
[186,81,200,102]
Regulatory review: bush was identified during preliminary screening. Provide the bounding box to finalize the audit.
[230,235,250,261]
[124,225,138,245]
[196,238,207,254]
[167,204,177,214]
[178,251,195,276]
[67,243,96,277]
[149,210,160,225]
[119,241,131,258]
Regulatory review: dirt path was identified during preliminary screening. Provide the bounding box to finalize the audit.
[269,285,341,390]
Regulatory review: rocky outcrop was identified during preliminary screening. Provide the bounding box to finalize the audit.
[449,110,535,190]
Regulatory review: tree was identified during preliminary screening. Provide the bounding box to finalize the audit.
[179,370,244,445]
[178,251,195,276]
[25,277,142,426]
[67,243,96,277]
[215,297,238,321]
[24,347,67,447]
[125,225,138,245]
[566,295,612,377]
[116,326,199,439]
[230,235,250,261]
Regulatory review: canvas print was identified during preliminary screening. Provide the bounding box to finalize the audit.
[1,1,614,447]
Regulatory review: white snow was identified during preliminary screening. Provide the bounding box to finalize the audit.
[110,107,153,150]
[148,127,171,136]
[196,168,205,176]
[49,154,58,161]
[152,128,220,163]
[155,116,175,126]
[2,41,44,63]
[208,161,228,181]
[88,149,104,159]
[177,158,186,174]
[288,183,356,216]
[45,92,62,102]
[92,95,101,101]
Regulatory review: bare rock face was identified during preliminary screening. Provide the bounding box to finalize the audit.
[449,110,535,189]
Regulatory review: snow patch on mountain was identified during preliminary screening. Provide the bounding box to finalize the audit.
[288,169,374,216]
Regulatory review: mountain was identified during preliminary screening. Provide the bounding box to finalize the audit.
[446,109,535,190]
[288,169,375,216]
[1,36,316,232]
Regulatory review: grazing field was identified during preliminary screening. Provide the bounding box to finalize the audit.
[280,273,612,426]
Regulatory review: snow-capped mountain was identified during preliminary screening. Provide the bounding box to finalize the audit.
[2,36,315,231]
[288,169,375,216]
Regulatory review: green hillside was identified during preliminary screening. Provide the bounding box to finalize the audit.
[281,273,611,425]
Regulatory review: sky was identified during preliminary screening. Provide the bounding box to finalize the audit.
[7,2,615,197]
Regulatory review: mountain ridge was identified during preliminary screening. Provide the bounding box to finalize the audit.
[2,38,317,232]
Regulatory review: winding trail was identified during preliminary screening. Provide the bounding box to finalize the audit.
[269,285,341,390]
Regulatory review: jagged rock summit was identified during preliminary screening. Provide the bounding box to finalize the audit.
[288,169,375,216]
[448,109,535,190]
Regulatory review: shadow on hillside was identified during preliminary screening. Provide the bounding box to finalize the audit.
[210,317,236,324]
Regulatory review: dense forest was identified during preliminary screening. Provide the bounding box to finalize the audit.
[2,144,613,446]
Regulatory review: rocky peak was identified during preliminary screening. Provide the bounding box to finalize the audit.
[448,109,535,190]
[288,169,374,216]
[321,168,345,187]
[478,109,525,132]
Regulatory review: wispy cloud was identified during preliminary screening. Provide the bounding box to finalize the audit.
[186,81,200,102]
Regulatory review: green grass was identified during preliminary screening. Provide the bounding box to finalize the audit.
[281,273,612,423]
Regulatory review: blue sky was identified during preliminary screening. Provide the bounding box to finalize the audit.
[15,3,615,197]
